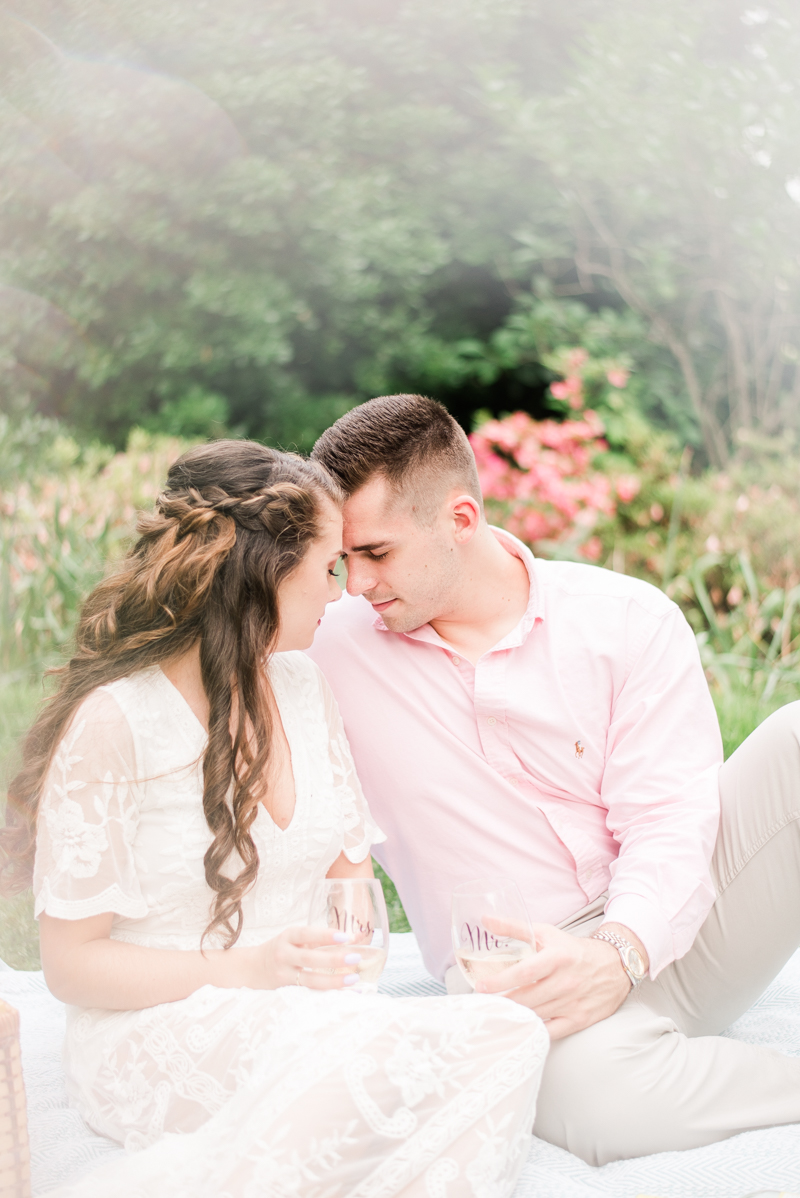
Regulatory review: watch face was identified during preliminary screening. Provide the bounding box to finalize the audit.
[622,945,646,980]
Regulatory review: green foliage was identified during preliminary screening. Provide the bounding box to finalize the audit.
[0,420,191,675]
[667,437,800,707]
[0,889,38,971]
[373,863,411,935]
[3,2,800,459]
[506,0,800,465]
[0,0,578,448]
[140,387,230,440]
[0,678,42,969]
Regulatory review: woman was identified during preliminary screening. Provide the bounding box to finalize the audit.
[1,440,548,1197]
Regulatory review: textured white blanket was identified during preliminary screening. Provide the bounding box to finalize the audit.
[3,934,800,1197]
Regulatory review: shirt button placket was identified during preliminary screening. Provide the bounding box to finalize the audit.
[475,651,511,772]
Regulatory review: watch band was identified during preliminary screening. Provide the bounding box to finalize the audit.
[590,930,647,987]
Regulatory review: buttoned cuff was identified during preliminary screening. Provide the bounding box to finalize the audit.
[603,894,675,979]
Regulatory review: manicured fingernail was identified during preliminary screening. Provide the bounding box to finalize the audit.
[343,973,360,985]
[344,953,362,965]
[333,932,351,943]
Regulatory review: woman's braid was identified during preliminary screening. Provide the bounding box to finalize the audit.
[157,481,317,539]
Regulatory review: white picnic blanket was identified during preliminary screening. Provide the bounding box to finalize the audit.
[3,933,800,1197]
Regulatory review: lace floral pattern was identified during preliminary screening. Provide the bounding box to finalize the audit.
[34,654,549,1197]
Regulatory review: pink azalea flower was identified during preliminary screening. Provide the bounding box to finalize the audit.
[606,369,629,389]
[470,410,619,550]
[615,475,641,504]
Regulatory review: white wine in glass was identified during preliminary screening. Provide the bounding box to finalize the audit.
[309,877,390,987]
[451,878,535,990]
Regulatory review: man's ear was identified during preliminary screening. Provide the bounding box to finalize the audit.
[451,493,482,543]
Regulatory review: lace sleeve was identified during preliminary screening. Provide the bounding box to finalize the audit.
[317,670,386,864]
[32,687,148,922]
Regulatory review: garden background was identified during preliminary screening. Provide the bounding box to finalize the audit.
[4,0,800,966]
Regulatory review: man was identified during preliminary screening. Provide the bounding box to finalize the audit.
[308,393,800,1165]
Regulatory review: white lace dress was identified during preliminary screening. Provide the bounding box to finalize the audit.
[33,653,548,1197]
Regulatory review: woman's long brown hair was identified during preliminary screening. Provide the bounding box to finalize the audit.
[0,439,342,948]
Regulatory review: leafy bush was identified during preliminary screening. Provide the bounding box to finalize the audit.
[0,422,190,676]
[470,407,614,557]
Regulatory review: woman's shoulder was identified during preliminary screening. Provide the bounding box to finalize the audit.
[49,682,139,785]
[270,650,324,686]
[67,668,166,740]
[69,679,132,732]
[269,651,333,716]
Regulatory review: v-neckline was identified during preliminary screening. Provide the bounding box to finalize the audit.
[155,663,301,836]
[261,660,301,836]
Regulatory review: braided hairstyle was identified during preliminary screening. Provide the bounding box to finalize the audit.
[1,440,342,947]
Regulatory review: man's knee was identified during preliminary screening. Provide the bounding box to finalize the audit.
[718,699,800,840]
[533,999,682,1165]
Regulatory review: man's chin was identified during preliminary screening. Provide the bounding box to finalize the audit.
[373,602,429,634]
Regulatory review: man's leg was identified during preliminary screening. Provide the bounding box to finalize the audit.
[534,992,800,1163]
[535,700,800,1164]
[648,698,800,1033]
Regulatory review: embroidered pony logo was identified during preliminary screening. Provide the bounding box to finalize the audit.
[574,740,584,759]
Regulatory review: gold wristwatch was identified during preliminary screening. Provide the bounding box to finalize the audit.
[590,930,648,987]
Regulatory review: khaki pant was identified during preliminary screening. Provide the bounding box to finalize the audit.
[532,699,800,1164]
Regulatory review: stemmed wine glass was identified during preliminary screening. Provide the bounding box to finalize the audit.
[451,878,535,989]
[308,877,390,990]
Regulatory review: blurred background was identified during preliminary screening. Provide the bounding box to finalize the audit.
[3,0,800,961]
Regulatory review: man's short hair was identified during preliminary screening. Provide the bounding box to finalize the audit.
[311,394,483,522]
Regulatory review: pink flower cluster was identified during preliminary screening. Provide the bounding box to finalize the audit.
[470,410,616,557]
[548,349,589,409]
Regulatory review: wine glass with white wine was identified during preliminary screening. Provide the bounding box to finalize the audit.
[309,877,390,990]
[451,878,535,989]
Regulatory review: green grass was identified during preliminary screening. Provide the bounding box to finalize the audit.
[0,677,45,969]
[374,862,412,934]
[1,678,794,970]
[713,689,790,761]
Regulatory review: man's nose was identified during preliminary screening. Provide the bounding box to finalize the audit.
[345,558,377,597]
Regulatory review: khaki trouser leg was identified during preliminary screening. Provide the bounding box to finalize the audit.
[534,700,800,1165]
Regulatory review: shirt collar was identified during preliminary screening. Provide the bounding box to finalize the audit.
[371,525,543,654]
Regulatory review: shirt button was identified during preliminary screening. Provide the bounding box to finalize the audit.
[487,716,497,726]
[451,655,460,665]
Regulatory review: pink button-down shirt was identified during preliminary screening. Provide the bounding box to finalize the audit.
[308,529,722,981]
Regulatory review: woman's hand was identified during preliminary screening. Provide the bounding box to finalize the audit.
[248,925,363,990]
[39,912,364,1009]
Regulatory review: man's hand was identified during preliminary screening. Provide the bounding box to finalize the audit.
[475,922,645,1040]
